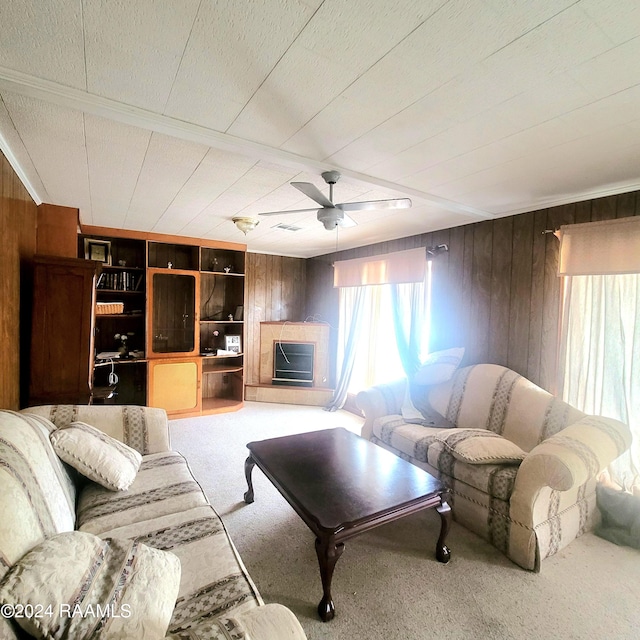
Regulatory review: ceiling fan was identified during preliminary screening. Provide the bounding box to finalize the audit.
[258,171,412,230]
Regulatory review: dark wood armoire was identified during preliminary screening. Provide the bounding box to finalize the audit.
[28,255,101,405]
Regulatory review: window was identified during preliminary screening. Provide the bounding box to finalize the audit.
[339,268,431,395]
[327,247,430,410]
[557,216,640,492]
[560,273,639,491]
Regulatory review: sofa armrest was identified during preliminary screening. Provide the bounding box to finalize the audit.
[356,379,407,440]
[516,415,632,493]
[165,604,308,640]
[21,405,171,455]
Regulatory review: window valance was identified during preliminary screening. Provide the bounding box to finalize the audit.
[333,247,426,287]
[558,216,640,276]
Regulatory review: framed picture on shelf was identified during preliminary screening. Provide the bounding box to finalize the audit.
[84,238,112,264]
[234,305,244,321]
[225,335,241,353]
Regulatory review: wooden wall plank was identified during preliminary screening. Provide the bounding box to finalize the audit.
[574,200,592,224]
[539,204,576,392]
[507,212,534,376]
[245,252,307,386]
[616,191,637,218]
[488,217,513,365]
[445,226,467,354]
[591,195,617,221]
[468,221,493,364]
[0,152,37,409]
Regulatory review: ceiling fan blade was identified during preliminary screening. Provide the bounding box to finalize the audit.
[291,182,334,208]
[338,213,357,228]
[337,197,412,212]
[258,208,320,217]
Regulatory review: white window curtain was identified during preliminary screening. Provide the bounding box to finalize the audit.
[558,217,640,493]
[326,248,430,410]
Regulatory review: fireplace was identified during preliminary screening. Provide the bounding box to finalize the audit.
[273,342,314,387]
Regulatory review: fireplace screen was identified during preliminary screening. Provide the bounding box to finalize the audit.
[273,342,314,387]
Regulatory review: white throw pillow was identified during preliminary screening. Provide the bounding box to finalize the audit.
[0,531,181,640]
[50,421,142,491]
[413,347,465,386]
[435,429,526,464]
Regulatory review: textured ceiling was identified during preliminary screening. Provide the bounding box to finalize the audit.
[1,0,639,258]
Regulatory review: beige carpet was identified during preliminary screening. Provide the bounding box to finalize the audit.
[170,402,640,640]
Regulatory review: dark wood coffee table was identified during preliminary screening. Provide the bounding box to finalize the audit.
[243,427,451,621]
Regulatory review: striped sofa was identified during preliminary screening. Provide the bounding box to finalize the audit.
[0,406,307,640]
[356,364,632,571]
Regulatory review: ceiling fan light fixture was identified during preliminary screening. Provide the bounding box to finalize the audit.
[318,207,343,230]
[232,216,260,235]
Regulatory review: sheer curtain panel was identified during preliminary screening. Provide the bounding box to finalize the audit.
[558,217,640,492]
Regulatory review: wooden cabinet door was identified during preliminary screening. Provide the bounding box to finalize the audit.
[146,268,200,358]
[147,358,202,417]
[29,256,100,405]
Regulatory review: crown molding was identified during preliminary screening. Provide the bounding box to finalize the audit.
[494,181,640,218]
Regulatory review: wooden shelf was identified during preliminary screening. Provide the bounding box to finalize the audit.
[203,365,243,374]
[96,313,144,318]
[97,289,144,294]
[200,320,243,324]
[94,358,147,367]
[201,352,243,358]
[102,265,144,271]
[200,271,245,276]
[202,397,243,414]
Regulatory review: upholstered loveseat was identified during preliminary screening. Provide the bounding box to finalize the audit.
[357,364,632,571]
[0,406,307,639]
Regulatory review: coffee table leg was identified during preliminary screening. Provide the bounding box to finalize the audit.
[315,535,344,622]
[244,456,256,504]
[435,494,452,563]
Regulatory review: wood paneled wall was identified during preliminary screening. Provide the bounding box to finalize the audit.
[245,253,307,385]
[308,191,640,393]
[0,152,37,409]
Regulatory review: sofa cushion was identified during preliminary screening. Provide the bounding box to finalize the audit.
[165,603,307,640]
[77,451,209,535]
[96,505,263,635]
[50,421,142,491]
[373,415,443,461]
[434,429,526,464]
[0,530,180,639]
[23,405,170,455]
[0,411,76,582]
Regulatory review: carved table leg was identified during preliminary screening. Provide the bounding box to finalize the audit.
[244,456,256,504]
[435,494,452,563]
[315,535,345,622]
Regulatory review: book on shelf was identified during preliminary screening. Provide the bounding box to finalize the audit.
[97,270,143,291]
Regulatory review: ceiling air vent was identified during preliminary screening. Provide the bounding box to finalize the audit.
[273,223,302,232]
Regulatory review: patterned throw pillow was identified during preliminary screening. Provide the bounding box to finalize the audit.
[0,531,180,640]
[435,429,526,464]
[413,347,465,386]
[50,421,142,491]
